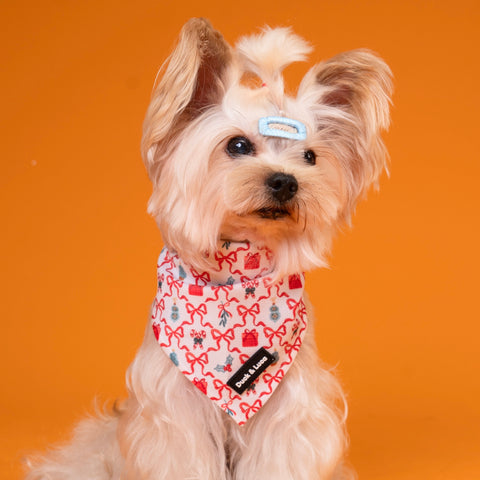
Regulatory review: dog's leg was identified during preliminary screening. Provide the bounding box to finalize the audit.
[229,298,353,480]
[117,325,230,480]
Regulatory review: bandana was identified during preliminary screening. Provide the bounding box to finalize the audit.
[151,242,307,426]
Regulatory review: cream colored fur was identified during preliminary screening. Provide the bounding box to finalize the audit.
[25,18,392,480]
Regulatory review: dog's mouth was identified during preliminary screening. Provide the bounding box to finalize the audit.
[255,207,291,220]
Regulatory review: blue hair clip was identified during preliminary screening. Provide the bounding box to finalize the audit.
[258,116,307,141]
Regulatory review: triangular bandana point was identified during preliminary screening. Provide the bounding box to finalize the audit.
[152,242,307,426]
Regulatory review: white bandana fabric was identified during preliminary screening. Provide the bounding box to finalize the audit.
[151,242,307,426]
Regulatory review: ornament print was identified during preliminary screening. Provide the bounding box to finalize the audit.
[151,242,307,426]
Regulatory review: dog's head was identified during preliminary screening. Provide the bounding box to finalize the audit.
[141,18,392,278]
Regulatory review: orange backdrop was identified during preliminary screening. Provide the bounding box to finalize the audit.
[2,1,479,478]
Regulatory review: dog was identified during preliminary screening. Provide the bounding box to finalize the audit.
[25,18,392,480]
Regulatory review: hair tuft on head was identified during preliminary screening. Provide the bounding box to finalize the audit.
[236,27,311,108]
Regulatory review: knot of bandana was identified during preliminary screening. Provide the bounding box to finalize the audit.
[151,241,307,426]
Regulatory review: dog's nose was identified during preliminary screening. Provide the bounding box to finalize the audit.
[265,172,298,203]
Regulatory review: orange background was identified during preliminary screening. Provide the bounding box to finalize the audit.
[1,1,479,478]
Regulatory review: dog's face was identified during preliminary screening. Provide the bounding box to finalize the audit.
[141,19,392,277]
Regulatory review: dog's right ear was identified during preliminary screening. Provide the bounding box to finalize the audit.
[141,18,232,176]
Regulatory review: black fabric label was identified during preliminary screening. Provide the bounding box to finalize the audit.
[227,348,275,394]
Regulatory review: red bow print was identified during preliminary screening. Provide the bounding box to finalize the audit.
[263,324,288,348]
[166,275,188,300]
[237,303,260,322]
[190,268,211,286]
[212,378,234,401]
[185,303,207,322]
[239,399,263,420]
[210,328,240,353]
[152,297,165,319]
[214,247,249,275]
[262,369,285,394]
[163,324,185,348]
[184,351,211,376]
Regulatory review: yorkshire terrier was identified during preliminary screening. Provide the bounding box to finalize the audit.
[26,18,392,480]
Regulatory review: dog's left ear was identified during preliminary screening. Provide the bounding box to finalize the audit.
[142,18,232,177]
[298,50,393,211]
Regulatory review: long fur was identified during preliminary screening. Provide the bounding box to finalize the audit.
[25,17,392,479]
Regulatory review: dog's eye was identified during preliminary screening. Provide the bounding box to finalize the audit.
[226,136,255,157]
[303,150,316,165]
